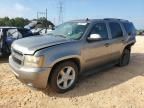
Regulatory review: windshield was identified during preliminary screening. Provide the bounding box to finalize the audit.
[49,22,88,40]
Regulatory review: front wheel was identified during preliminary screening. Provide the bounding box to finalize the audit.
[50,61,78,93]
[119,49,131,67]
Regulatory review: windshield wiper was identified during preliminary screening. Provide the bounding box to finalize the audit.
[55,34,66,38]
[47,33,66,38]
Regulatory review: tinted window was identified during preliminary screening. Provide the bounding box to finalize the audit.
[19,29,29,35]
[91,23,108,40]
[109,22,123,38]
[123,22,136,36]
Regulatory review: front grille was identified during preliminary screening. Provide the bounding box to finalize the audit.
[11,48,23,65]
[12,56,22,65]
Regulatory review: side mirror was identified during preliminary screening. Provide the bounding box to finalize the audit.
[87,34,102,42]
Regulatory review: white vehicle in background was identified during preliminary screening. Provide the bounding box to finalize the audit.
[31,28,53,35]
[25,20,54,35]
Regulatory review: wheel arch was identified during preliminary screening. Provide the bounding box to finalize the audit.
[124,42,135,51]
[48,57,81,83]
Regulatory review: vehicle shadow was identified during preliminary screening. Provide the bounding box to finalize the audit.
[42,53,144,97]
[0,56,9,63]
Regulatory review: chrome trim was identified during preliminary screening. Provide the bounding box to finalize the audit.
[11,48,24,65]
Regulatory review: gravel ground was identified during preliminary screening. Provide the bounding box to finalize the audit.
[0,36,144,108]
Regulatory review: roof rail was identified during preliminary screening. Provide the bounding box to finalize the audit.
[104,18,128,22]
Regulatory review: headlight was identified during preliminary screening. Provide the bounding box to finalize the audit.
[24,55,44,67]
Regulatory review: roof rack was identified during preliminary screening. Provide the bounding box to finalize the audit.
[104,18,128,22]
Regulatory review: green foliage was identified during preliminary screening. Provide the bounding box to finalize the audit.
[137,29,144,35]
[0,17,55,29]
[0,17,30,27]
[35,17,55,29]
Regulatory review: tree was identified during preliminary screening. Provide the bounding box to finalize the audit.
[0,17,54,29]
[36,17,55,29]
[0,17,30,27]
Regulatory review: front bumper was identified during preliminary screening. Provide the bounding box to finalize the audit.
[9,55,52,89]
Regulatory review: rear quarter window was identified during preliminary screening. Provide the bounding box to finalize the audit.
[122,22,136,36]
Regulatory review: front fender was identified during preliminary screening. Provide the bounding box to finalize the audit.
[48,55,81,67]
[44,47,82,67]
[34,42,83,68]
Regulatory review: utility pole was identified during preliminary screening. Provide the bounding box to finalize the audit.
[46,8,48,20]
[37,8,48,20]
[37,12,39,19]
[58,1,63,24]
[53,18,56,25]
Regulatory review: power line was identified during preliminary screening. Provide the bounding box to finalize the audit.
[37,8,48,20]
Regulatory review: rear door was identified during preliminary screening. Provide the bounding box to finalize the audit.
[108,22,125,61]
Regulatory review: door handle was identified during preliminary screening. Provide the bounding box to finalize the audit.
[104,43,110,47]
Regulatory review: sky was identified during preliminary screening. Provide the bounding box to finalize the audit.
[0,0,143,29]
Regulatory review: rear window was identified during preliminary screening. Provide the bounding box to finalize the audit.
[109,22,123,39]
[122,22,136,36]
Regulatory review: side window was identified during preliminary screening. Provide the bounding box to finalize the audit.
[109,22,123,38]
[91,23,108,40]
[123,22,136,36]
[7,29,22,39]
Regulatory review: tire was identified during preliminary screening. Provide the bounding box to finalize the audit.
[50,61,78,93]
[119,49,131,67]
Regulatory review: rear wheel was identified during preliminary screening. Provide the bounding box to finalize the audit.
[50,61,78,93]
[119,49,131,66]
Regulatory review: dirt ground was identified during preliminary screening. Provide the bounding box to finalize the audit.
[0,36,144,108]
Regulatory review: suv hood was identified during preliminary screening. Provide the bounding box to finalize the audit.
[12,35,70,54]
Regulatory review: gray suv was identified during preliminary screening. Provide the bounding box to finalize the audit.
[9,18,136,93]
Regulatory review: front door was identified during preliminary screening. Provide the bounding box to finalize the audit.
[83,22,112,70]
